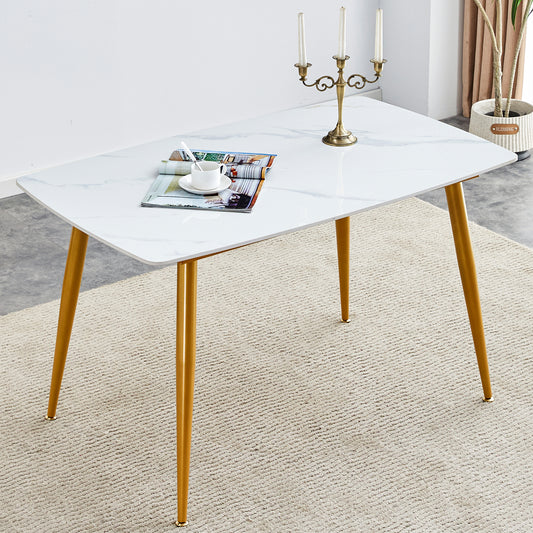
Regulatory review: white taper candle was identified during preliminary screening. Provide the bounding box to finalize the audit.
[374,9,383,62]
[298,12,307,66]
[338,7,346,59]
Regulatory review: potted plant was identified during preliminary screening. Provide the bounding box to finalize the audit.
[469,0,533,159]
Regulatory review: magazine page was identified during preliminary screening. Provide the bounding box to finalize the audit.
[167,150,275,180]
[141,149,276,213]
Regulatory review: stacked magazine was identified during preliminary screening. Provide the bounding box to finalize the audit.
[141,149,277,213]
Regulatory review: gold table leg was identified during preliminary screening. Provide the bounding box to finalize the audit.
[445,182,493,402]
[45,227,89,420]
[176,260,198,527]
[335,217,351,322]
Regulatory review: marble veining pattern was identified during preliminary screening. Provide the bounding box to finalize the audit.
[17,97,516,265]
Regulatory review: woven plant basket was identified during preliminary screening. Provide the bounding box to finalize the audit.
[469,99,533,155]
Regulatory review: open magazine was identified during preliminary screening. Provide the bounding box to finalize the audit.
[141,149,277,213]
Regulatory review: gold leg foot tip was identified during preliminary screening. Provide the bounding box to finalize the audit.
[44,415,57,421]
[483,396,494,403]
[342,318,351,323]
[175,521,188,527]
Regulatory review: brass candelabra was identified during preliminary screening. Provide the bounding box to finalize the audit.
[295,55,386,146]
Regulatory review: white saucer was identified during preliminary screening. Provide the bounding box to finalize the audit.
[178,174,231,195]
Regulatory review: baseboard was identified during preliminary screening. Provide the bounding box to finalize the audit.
[359,87,382,101]
[0,178,22,199]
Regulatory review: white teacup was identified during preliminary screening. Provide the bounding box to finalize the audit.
[190,161,227,190]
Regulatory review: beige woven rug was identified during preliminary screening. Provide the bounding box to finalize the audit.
[1,198,532,532]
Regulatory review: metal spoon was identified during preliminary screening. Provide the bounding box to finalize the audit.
[180,141,203,171]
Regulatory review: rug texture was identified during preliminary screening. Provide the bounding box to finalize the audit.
[1,198,532,533]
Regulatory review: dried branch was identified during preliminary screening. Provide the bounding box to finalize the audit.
[472,0,503,116]
[472,0,500,52]
[505,0,533,116]
[494,0,504,116]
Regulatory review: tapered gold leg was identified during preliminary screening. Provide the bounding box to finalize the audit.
[335,217,351,322]
[445,182,493,402]
[45,227,89,420]
[176,260,198,527]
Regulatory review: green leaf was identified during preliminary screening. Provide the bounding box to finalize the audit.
[512,0,523,26]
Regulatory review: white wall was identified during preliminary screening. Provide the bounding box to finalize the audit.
[379,0,431,116]
[380,0,463,119]
[0,1,379,191]
[428,0,463,119]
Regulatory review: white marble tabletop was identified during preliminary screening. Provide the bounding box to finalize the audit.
[17,96,516,265]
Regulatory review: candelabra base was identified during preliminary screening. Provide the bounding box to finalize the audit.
[322,126,357,147]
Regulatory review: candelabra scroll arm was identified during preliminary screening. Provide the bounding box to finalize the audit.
[294,63,336,92]
[346,59,386,90]
[345,73,379,90]
[302,75,337,92]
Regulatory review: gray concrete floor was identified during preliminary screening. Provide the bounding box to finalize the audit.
[1,115,532,315]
